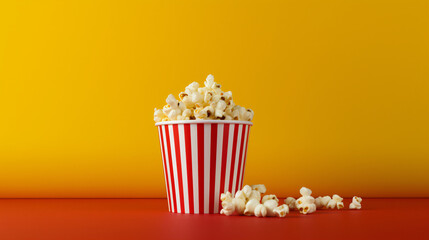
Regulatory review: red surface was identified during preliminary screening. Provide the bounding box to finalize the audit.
[0,198,428,240]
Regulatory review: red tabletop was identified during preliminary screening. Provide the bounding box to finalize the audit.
[0,198,427,240]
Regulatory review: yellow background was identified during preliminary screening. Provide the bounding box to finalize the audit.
[1,0,428,198]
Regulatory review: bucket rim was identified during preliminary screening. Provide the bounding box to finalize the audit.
[155,120,253,126]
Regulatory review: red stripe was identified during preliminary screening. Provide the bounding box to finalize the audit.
[209,124,218,213]
[158,126,171,212]
[197,124,205,214]
[184,124,194,214]
[173,125,185,213]
[228,124,240,193]
[240,126,251,188]
[218,123,229,210]
[164,125,177,213]
[235,124,247,191]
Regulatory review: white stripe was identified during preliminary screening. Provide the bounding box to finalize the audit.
[204,124,211,213]
[214,124,224,213]
[162,125,174,213]
[231,124,243,194]
[178,124,189,213]
[191,124,199,213]
[158,127,170,211]
[238,125,249,189]
[169,125,181,213]
[224,124,235,193]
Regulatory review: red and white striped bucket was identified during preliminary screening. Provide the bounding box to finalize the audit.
[156,120,252,214]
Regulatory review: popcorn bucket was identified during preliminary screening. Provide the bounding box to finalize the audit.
[156,120,252,214]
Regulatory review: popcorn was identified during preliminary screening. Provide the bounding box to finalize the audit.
[220,191,246,216]
[326,199,337,209]
[251,184,267,194]
[262,194,279,204]
[349,196,362,210]
[244,199,259,216]
[154,108,166,122]
[154,74,254,122]
[315,197,323,209]
[221,185,283,218]
[263,199,279,217]
[333,194,344,209]
[326,194,344,210]
[299,187,312,197]
[254,204,268,217]
[284,197,297,210]
[273,204,289,217]
[241,185,253,198]
[221,185,360,218]
[296,187,317,215]
[220,192,233,202]
[248,190,261,202]
[315,196,332,209]
[299,203,316,215]
[232,198,246,215]
[234,190,247,202]
[220,199,235,216]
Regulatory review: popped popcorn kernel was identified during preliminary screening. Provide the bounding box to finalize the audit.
[349,196,363,209]
[254,204,268,217]
[244,199,259,216]
[284,197,297,210]
[262,194,279,204]
[273,204,289,217]
[296,187,317,215]
[251,184,267,194]
[263,199,279,217]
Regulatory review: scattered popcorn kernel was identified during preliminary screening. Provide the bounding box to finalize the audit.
[299,187,312,197]
[332,194,343,202]
[248,190,261,202]
[220,191,233,202]
[284,197,296,210]
[315,196,332,209]
[232,198,246,215]
[264,199,279,217]
[320,196,331,207]
[297,201,316,215]
[235,190,247,202]
[296,187,317,215]
[251,184,267,194]
[241,185,253,198]
[273,204,289,217]
[262,194,279,204]
[244,199,259,216]
[326,199,337,209]
[220,200,235,216]
[349,196,362,209]
[254,204,268,217]
[296,196,315,205]
[332,194,344,210]
[315,197,323,209]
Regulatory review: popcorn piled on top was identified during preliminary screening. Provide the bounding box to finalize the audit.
[220,185,363,218]
[154,74,254,122]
